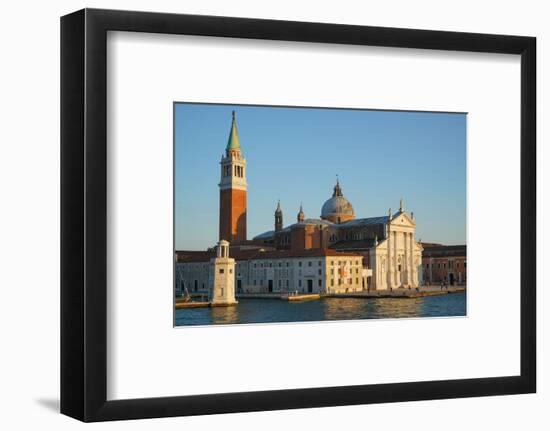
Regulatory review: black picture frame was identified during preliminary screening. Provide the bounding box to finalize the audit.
[61,8,536,422]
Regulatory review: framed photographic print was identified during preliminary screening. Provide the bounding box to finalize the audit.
[61,8,536,422]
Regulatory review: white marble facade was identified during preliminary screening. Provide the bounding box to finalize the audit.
[369,211,423,290]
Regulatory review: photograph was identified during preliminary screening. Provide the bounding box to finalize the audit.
[0,1,541,427]
[174,103,467,326]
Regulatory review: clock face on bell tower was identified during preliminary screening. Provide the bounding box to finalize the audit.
[219,111,247,243]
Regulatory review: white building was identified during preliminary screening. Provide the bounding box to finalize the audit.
[176,248,371,296]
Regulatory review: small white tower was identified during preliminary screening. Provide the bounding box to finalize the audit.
[209,240,238,306]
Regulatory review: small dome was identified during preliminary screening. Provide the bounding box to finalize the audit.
[320,179,355,223]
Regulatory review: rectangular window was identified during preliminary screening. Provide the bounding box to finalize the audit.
[299,262,302,267]
[308,262,312,267]
[356,278,359,284]
[219,269,224,274]
[318,269,322,275]
[286,280,289,287]
[298,280,302,287]
[318,261,322,266]
[253,279,256,286]
[331,279,334,286]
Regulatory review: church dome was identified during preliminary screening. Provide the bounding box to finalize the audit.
[320,180,355,224]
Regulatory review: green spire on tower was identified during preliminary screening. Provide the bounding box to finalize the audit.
[226,110,241,152]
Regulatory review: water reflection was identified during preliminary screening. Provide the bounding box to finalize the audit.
[210,305,240,325]
[369,298,424,319]
[321,297,423,320]
[174,292,466,326]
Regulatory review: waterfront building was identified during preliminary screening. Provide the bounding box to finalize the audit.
[176,248,370,295]
[254,190,423,290]
[420,243,467,285]
[176,112,424,296]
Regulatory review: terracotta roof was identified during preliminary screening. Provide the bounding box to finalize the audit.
[419,242,443,248]
[422,244,466,258]
[243,248,362,260]
[175,251,215,263]
[175,248,362,263]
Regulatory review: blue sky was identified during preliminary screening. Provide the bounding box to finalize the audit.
[175,103,466,250]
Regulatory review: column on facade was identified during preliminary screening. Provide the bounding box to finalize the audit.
[410,232,414,285]
[404,231,410,286]
[386,230,393,288]
[410,232,415,286]
[393,231,398,287]
[376,255,380,290]
[407,233,410,283]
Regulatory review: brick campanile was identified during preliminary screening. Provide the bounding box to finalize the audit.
[219,111,247,243]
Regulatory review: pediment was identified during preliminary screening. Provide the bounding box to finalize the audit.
[390,211,416,227]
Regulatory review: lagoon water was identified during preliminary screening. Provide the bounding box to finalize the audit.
[175,292,466,326]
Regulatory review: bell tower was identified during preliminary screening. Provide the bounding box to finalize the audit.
[219,111,247,243]
[275,201,283,232]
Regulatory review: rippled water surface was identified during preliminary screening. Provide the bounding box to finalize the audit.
[175,292,466,326]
